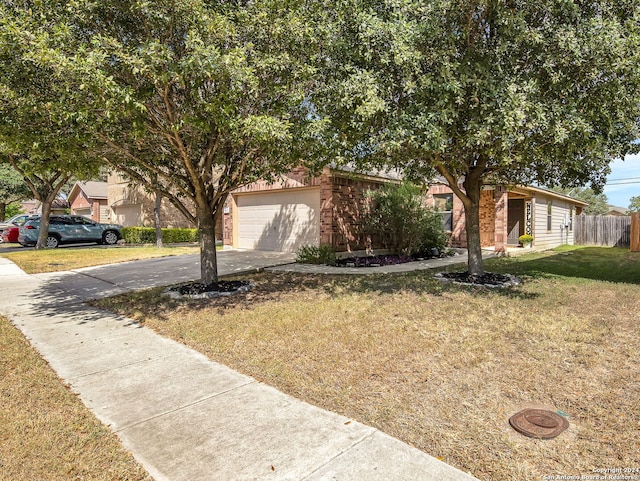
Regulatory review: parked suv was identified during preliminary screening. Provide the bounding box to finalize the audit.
[18,215,123,248]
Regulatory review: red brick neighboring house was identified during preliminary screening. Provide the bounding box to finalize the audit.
[68,181,109,223]
[223,167,587,253]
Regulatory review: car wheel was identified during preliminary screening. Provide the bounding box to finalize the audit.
[102,230,119,245]
[45,235,60,248]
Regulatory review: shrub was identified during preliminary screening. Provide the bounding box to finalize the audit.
[295,244,336,265]
[364,182,448,256]
[518,234,534,244]
[121,227,198,244]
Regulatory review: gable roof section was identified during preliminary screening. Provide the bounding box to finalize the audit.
[68,181,108,203]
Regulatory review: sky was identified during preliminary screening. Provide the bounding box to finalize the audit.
[603,154,640,209]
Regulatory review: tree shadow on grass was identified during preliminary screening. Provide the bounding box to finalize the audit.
[92,268,539,323]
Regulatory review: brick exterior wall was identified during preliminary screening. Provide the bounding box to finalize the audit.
[327,173,386,252]
[426,185,499,248]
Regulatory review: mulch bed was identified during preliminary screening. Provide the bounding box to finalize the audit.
[435,271,521,287]
[166,280,252,298]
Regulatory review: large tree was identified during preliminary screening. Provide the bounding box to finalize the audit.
[315,0,640,275]
[0,2,100,248]
[42,0,323,285]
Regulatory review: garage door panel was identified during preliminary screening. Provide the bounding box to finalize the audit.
[237,190,320,252]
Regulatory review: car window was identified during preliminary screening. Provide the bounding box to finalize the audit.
[12,215,29,226]
[73,216,96,225]
[50,216,73,225]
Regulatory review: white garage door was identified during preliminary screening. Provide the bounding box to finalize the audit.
[236,189,320,252]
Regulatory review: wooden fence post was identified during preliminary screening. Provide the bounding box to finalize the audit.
[631,213,640,252]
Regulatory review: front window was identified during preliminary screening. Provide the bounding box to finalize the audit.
[434,194,453,231]
[547,202,553,231]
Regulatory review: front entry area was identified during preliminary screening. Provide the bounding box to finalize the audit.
[507,198,525,245]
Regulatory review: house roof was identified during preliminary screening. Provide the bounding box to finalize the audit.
[608,204,629,215]
[69,181,108,202]
[514,185,590,206]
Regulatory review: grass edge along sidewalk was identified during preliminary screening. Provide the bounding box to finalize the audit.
[0,315,152,481]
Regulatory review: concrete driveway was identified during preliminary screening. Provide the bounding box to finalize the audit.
[32,249,296,301]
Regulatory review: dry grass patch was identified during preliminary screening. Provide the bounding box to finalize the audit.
[1,244,199,273]
[96,248,640,481]
[0,316,151,481]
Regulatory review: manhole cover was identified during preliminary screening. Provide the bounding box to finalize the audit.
[509,409,569,439]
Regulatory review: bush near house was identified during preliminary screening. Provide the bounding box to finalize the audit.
[364,182,448,256]
[121,227,198,244]
[295,244,336,265]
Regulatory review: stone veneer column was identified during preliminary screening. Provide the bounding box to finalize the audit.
[493,186,508,253]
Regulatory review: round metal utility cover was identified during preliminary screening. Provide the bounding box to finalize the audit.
[509,409,569,439]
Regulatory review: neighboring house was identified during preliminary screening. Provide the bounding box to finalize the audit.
[223,167,587,253]
[106,173,220,234]
[22,198,69,215]
[68,181,110,223]
[607,205,629,216]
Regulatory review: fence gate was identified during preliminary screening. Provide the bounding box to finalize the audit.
[574,215,631,248]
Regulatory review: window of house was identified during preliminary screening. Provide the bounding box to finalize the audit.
[547,201,553,231]
[434,193,453,231]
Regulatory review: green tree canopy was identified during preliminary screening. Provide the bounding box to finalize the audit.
[55,0,325,284]
[0,2,101,247]
[628,195,640,213]
[0,163,30,221]
[314,0,640,274]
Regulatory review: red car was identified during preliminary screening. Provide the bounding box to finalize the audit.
[1,226,19,243]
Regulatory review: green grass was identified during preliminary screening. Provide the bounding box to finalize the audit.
[0,316,151,480]
[95,246,640,481]
[489,245,640,284]
[0,244,200,273]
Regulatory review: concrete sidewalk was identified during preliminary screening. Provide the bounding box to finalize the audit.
[0,255,479,481]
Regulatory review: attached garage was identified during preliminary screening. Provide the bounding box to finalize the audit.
[234,188,320,252]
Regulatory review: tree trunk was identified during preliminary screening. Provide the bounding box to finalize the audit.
[35,199,54,249]
[198,205,218,285]
[0,203,6,222]
[462,177,484,276]
[154,191,163,249]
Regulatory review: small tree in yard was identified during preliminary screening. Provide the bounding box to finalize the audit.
[364,182,448,256]
[314,0,640,276]
[628,195,640,214]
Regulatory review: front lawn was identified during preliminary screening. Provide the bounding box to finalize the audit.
[0,316,151,480]
[0,244,200,273]
[94,246,640,481]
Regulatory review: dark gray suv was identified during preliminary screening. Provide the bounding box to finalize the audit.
[18,215,123,248]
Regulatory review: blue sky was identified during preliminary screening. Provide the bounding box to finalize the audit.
[603,154,640,208]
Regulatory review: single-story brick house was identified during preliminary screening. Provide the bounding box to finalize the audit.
[68,181,110,223]
[222,167,587,253]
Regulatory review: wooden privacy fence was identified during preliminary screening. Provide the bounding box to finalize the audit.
[574,215,631,248]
